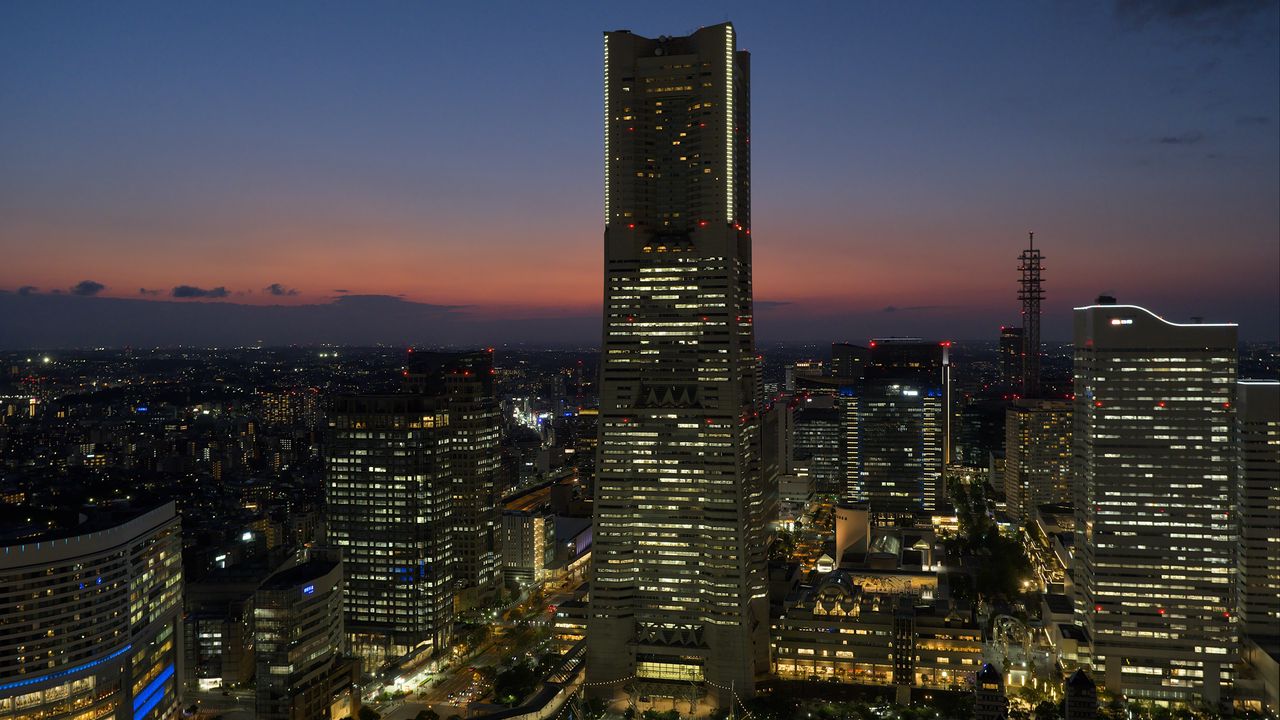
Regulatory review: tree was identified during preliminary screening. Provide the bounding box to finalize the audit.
[1035,700,1060,720]
[493,661,539,706]
[414,711,441,720]
[358,708,381,720]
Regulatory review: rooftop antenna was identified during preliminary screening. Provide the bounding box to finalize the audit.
[1018,232,1044,399]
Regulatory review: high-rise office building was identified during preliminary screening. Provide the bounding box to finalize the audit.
[326,393,455,668]
[254,557,359,720]
[1073,301,1238,703]
[847,339,952,514]
[999,326,1024,392]
[1003,398,1072,523]
[1236,380,1279,650]
[831,342,869,381]
[793,396,844,497]
[590,23,770,700]
[407,352,503,609]
[785,360,824,391]
[0,503,183,720]
[326,352,501,668]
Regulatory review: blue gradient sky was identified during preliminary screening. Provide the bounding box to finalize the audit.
[2,1,1277,343]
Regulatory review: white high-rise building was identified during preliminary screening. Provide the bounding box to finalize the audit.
[1072,302,1237,703]
[589,23,771,701]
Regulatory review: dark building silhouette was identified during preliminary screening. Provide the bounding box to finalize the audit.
[974,662,1008,720]
[1064,668,1098,720]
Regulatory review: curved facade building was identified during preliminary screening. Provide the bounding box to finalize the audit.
[0,503,183,720]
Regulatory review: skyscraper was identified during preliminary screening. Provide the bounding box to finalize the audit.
[1236,380,1279,652]
[407,352,503,609]
[326,392,455,668]
[1003,398,1072,523]
[848,339,952,514]
[999,326,1024,391]
[326,351,500,669]
[590,23,770,699]
[1073,301,1238,703]
[792,395,844,498]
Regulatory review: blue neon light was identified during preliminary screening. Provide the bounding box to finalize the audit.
[135,688,168,720]
[132,663,175,718]
[302,584,315,595]
[0,644,131,692]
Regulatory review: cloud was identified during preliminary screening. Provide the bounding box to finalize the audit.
[1114,0,1278,43]
[171,285,230,299]
[71,280,105,296]
[1156,131,1205,144]
[139,288,162,296]
[18,286,38,296]
[1116,0,1271,27]
[1237,114,1270,125]
[265,283,299,297]
[333,289,350,293]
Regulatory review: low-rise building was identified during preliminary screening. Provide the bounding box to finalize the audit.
[771,570,982,690]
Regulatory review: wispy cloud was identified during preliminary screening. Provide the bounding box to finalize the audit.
[265,283,299,297]
[1114,0,1277,44]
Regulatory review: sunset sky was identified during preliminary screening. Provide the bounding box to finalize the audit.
[2,1,1277,343]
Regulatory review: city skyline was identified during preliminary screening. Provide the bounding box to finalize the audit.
[2,6,1278,718]
[3,2,1279,346]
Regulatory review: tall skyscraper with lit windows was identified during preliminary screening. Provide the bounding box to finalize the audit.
[1072,301,1238,704]
[326,393,455,669]
[1004,398,1072,523]
[588,22,770,699]
[848,338,952,514]
[325,350,498,670]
